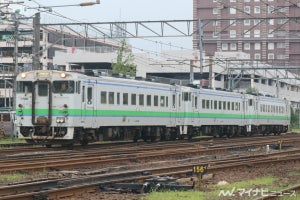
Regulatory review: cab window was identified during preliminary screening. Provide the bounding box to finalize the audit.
[53,81,75,93]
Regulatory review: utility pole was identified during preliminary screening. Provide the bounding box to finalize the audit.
[12,12,19,111]
[32,12,40,70]
[198,19,204,88]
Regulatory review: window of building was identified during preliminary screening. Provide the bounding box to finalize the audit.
[244,43,250,50]
[254,19,261,25]
[278,18,287,25]
[254,54,261,60]
[268,43,274,50]
[268,19,274,25]
[213,8,218,14]
[254,6,260,14]
[244,30,250,38]
[277,42,285,48]
[277,54,285,60]
[244,6,250,14]
[254,43,261,50]
[230,43,237,50]
[230,19,236,26]
[268,6,274,13]
[268,29,274,37]
[222,43,228,50]
[268,53,274,60]
[244,19,250,26]
[230,30,236,38]
[230,7,237,14]
[254,30,260,37]
[278,6,286,12]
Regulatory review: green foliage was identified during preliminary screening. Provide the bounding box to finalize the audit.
[0,136,26,145]
[246,87,258,95]
[290,108,299,128]
[0,173,27,183]
[112,39,137,77]
[144,191,204,200]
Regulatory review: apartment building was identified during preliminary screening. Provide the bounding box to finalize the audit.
[193,0,300,66]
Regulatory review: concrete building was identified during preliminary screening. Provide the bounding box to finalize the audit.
[193,0,300,67]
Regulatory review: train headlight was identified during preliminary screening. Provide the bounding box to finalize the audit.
[60,73,66,78]
[21,73,26,78]
[56,117,65,123]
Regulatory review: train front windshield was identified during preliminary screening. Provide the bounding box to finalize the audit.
[53,81,75,93]
[17,81,33,93]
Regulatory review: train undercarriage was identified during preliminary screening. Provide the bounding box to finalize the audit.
[18,124,289,147]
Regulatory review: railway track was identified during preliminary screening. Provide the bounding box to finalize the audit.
[0,134,299,173]
[0,149,299,200]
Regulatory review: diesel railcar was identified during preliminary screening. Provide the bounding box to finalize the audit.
[15,70,290,146]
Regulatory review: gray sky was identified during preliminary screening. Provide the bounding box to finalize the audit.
[17,0,193,53]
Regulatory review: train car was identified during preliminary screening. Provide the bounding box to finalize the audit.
[15,70,290,146]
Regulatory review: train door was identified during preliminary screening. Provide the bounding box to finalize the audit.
[170,90,178,127]
[245,95,255,132]
[183,91,192,125]
[81,85,95,128]
[32,81,52,125]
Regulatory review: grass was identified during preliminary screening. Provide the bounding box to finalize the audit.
[0,172,27,183]
[0,136,26,145]
[144,176,280,200]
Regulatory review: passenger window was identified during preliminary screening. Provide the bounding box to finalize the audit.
[139,94,144,106]
[172,95,176,107]
[154,95,158,106]
[166,96,169,107]
[117,93,120,105]
[101,91,107,104]
[206,100,210,109]
[202,99,205,109]
[219,101,222,110]
[227,102,230,110]
[87,87,93,104]
[147,95,151,106]
[249,99,253,106]
[214,100,217,109]
[195,97,198,108]
[109,92,114,104]
[123,93,128,105]
[223,101,226,110]
[131,94,136,105]
[160,96,165,107]
[179,94,181,107]
[82,86,85,102]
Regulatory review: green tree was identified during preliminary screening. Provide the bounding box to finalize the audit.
[246,87,258,95]
[112,39,136,77]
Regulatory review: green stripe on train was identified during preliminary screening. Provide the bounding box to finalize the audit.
[17,108,290,120]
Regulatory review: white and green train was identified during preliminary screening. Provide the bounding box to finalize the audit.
[15,70,290,146]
